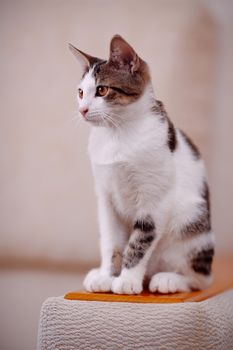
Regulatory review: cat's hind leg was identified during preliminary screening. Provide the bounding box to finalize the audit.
[149,243,214,294]
[149,268,213,294]
[149,272,191,293]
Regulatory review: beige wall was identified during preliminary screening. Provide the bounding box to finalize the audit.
[1,0,233,268]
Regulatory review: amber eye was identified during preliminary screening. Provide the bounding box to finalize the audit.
[96,86,109,97]
[78,88,83,99]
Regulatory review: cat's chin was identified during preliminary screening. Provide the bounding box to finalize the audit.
[85,118,105,127]
[85,116,115,127]
[80,114,103,126]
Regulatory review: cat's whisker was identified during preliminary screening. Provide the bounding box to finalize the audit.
[100,110,119,124]
[108,118,119,129]
[95,109,121,120]
[85,107,122,128]
[102,114,119,129]
[86,110,111,125]
[107,115,121,128]
[71,108,121,129]
[104,111,121,119]
[104,113,124,128]
[89,106,119,117]
[69,113,83,129]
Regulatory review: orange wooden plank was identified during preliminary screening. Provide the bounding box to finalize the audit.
[64,255,233,303]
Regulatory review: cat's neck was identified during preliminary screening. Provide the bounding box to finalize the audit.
[120,83,155,126]
[89,82,161,145]
[88,84,167,165]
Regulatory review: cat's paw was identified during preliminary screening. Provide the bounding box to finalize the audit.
[111,275,143,295]
[149,272,190,293]
[83,268,113,292]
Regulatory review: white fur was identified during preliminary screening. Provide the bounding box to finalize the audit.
[78,69,113,125]
[79,75,214,294]
[149,272,190,293]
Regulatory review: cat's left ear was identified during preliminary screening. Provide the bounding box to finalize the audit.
[68,43,100,71]
[109,35,140,73]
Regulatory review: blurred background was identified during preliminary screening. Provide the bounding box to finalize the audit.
[0,0,233,349]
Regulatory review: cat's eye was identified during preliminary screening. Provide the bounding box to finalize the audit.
[96,86,109,97]
[78,88,83,99]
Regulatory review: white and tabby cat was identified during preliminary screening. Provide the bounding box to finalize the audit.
[69,35,214,294]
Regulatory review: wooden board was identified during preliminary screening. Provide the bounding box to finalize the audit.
[64,255,233,303]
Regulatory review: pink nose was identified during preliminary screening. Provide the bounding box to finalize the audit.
[79,108,89,117]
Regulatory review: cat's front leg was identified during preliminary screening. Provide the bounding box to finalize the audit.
[111,215,156,294]
[83,268,114,293]
[84,197,126,292]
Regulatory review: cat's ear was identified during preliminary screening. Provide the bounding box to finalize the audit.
[68,43,99,71]
[109,35,140,73]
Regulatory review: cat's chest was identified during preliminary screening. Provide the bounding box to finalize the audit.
[112,162,145,207]
[94,160,145,209]
[93,157,166,220]
[88,122,170,215]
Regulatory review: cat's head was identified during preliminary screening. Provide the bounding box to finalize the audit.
[69,35,151,127]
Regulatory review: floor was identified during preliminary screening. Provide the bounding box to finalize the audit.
[0,268,85,350]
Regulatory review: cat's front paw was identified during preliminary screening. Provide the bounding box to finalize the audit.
[149,272,190,293]
[111,275,143,295]
[83,268,113,292]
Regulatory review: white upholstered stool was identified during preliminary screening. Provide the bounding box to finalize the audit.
[37,257,233,350]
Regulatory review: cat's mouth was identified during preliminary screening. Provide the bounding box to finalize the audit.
[80,110,119,128]
[82,113,104,125]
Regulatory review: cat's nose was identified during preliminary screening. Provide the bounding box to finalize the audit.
[79,107,89,118]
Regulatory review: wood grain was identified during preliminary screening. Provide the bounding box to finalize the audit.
[64,255,233,303]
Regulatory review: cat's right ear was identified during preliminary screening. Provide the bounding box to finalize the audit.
[68,43,98,71]
[109,35,140,73]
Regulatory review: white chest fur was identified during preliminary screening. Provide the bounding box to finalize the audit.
[88,115,173,218]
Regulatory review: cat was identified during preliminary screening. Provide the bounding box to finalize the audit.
[69,35,215,294]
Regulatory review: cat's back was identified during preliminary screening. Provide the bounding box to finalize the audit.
[173,129,207,193]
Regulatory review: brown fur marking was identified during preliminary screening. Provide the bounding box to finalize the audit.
[181,181,211,237]
[92,58,150,106]
[111,250,122,277]
[180,130,200,159]
[123,217,155,269]
[151,100,177,152]
[191,247,214,275]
